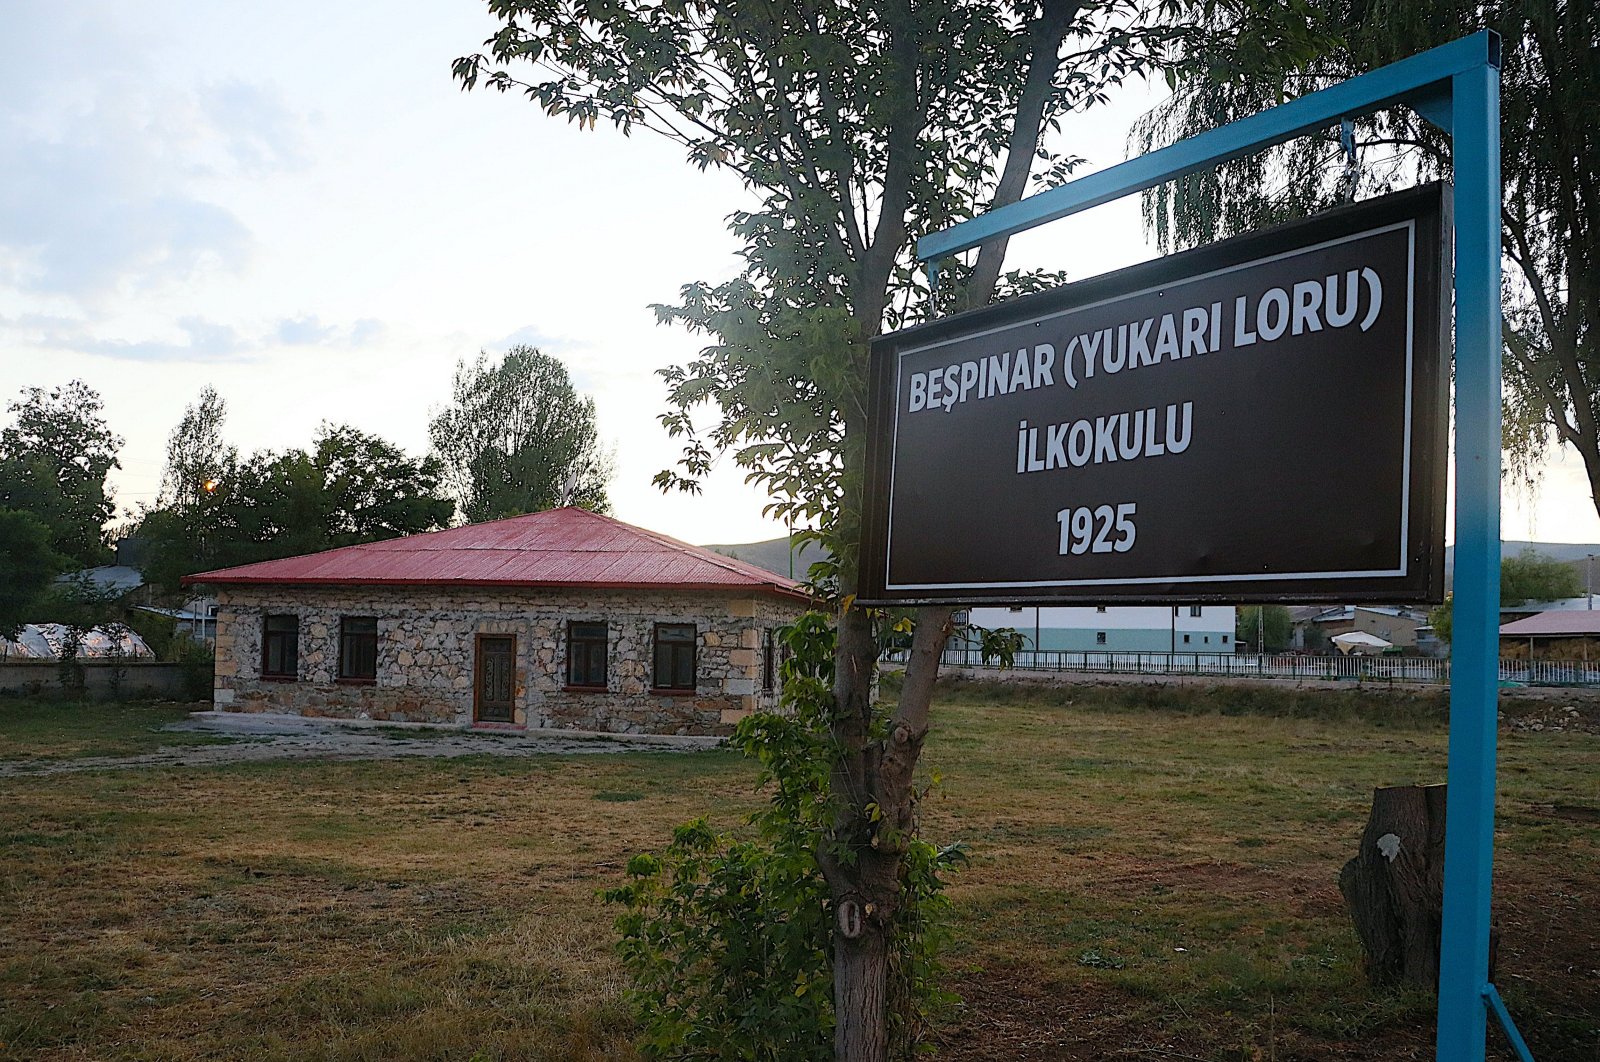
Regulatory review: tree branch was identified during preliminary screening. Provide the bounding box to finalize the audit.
[968,0,1081,305]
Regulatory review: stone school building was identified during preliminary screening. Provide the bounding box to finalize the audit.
[183,508,810,736]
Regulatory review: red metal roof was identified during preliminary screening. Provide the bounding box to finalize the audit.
[1499,610,1600,637]
[182,507,810,601]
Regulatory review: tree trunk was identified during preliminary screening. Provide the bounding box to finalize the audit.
[1338,784,1449,987]
[824,8,1078,1056]
[833,910,891,1062]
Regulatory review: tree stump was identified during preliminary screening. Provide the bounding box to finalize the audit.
[1338,784,1449,987]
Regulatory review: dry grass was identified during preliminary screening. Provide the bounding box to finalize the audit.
[0,682,1595,1061]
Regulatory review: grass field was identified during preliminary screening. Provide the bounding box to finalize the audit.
[0,700,232,762]
[0,682,1595,1061]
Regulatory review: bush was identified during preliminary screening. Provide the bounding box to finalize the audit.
[173,636,215,701]
[604,613,960,1060]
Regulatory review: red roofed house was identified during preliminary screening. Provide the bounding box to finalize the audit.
[182,507,810,736]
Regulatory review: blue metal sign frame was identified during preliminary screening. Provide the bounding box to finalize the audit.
[916,31,1523,1062]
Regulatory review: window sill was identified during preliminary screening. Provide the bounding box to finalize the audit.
[563,685,609,694]
[650,688,698,697]
[260,674,298,683]
[335,677,377,687]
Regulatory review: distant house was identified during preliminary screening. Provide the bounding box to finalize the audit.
[56,564,147,600]
[1500,595,1595,623]
[965,604,1237,653]
[1499,611,1600,660]
[133,599,219,645]
[182,508,809,736]
[1297,605,1428,650]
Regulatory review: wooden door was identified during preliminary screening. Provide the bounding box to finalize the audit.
[474,635,516,723]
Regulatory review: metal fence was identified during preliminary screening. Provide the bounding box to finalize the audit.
[911,647,1600,687]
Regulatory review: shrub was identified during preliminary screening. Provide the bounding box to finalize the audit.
[604,613,961,1060]
[173,635,215,701]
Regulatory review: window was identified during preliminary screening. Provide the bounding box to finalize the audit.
[1189,606,1203,617]
[1222,634,1229,644]
[1096,606,1107,613]
[567,621,608,688]
[1095,631,1107,645]
[1008,606,1024,613]
[762,629,776,692]
[1204,636,1210,644]
[653,624,697,691]
[1183,634,1191,644]
[262,614,298,678]
[339,616,378,682]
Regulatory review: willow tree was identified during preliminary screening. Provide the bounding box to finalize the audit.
[457,4,1186,1057]
[1134,1,1599,506]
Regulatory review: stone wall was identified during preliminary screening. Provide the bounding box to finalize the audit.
[212,584,806,735]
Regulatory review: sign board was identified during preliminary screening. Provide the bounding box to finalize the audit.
[860,184,1450,605]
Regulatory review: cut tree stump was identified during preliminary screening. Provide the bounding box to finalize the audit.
[1338,784,1449,987]
[1337,783,1501,988]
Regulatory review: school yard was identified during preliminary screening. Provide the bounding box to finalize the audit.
[0,681,1595,1061]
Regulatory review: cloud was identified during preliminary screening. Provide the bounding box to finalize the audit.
[497,325,587,354]
[0,13,306,304]
[277,315,337,345]
[4,312,385,364]
[26,316,250,363]
[490,324,629,394]
[199,80,308,172]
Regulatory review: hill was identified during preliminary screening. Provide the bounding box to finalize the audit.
[701,535,827,581]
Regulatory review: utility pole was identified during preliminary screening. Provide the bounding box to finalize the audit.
[1587,553,1594,610]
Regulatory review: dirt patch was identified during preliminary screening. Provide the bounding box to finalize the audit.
[0,715,720,777]
[936,969,1163,1060]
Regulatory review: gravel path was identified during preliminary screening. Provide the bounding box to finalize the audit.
[0,713,723,778]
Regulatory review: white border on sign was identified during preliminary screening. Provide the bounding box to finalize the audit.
[884,217,1418,591]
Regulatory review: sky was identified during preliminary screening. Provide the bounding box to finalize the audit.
[2,1,1597,549]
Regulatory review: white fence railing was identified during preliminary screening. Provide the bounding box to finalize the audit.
[904,647,1600,687]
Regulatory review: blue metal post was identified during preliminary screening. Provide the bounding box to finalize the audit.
[1438,57,1503,1062]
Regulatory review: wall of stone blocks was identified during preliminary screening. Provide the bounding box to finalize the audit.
[211,584,807,735]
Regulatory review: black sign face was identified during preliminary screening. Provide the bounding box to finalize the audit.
[860,185,1450,605]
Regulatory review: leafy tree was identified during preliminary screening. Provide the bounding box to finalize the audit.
[0,381,123,569]
[29,572,133,695]
[1500,546,1583,605]
[457,4,1187,1057]
[1429,597,1454,644]
[137,404,454,590]
[158,385,237,511]
[1132,1,1600,509]
[1428,548,1581,643]
[1302,621,1331,653]
[428,346,612,521]
[0,508,59,638]
[140,387,242,588]
[315,425,456,545]
[1235,604,1292,652]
